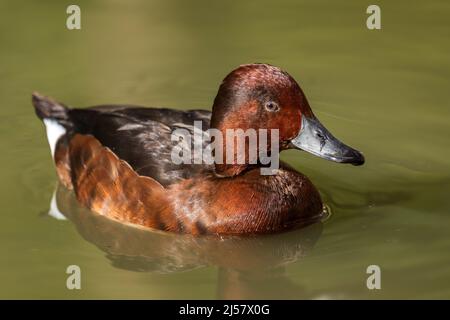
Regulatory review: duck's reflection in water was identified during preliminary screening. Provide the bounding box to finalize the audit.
[53,183,323,299]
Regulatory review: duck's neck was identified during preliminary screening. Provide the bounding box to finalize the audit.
[211,126,278,177]
[214,163,253,177]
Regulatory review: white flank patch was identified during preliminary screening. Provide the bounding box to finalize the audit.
[48,189,67,221]
[43,118,66,158]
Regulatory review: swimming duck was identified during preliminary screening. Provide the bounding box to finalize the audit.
[32,63,364,235]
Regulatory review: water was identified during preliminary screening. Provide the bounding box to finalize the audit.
[1,0,450,299]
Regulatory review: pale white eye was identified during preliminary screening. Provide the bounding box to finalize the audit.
[264,101,280,112]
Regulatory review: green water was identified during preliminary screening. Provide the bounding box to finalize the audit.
[1,0,450,299]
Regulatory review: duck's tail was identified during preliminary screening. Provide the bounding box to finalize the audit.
[32,92,72,158]
[32,92,70,122]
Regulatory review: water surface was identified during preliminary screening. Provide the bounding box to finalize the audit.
[1,0,450,299]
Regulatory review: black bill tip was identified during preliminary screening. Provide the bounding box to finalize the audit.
[290,116,365,166]
[343,149,365,166]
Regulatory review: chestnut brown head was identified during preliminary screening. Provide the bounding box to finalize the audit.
[211,64,309,147]
[210,64,364,176]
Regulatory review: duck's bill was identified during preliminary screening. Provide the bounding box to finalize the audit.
[290,116,365,166]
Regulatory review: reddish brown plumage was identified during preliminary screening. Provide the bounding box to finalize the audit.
[54,134,323,235]
[54,140,72,189]
[166,166,322,234]
[67,134,171,228]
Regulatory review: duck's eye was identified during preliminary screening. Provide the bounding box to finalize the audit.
[264,101,280,112]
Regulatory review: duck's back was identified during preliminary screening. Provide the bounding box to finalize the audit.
[36,95,213,186]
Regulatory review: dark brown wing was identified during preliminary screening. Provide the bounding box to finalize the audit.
[68,106,213,186]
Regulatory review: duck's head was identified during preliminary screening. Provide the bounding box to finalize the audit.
[210,63,364,176]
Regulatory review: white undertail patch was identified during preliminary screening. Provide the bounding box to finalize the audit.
[48,189,67,221]
[43,119,66,158]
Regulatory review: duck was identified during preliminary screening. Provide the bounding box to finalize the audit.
[32,63,364,235]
